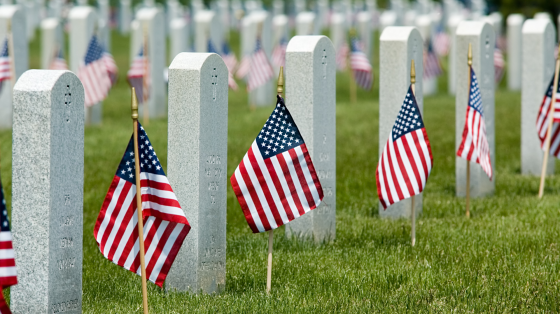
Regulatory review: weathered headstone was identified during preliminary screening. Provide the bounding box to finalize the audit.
[40,18,63,69]
[296,12,316,36]
[356,11,372,61]
[170,18,189,62]
[507,14,523,91]
[68,6,100,125]
[447,13,463,95]
[521,19,555,176]
[284,35,336,242]
[166,53,228,293]
[0,5,27,129]
[136,7,166,118]
[455,21,495,197]
[11,70,84,314]
[379,26,424,218]
[119,0,132,34]
[194,10,222,54]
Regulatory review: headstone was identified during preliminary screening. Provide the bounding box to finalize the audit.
[366,0,378,29]
[170,18,189,62]
[194,10,222,54]
[316,0,328,30]
[356,11,372,61]
[507,14,523,91]
[330,13,346,52]
[534,12,552,21]
[135,7,166,118]
[379,26,424,218]
[166,53,228,294]
[521,19,555,176]
[487,12,503,38]
[380,11,397,32]
[97,0,110,52]
[295,12,316,36]
[0,5,27,129]
[40,18,63,69]
[455,21,495,197]
[403,10,417,27]
[284,35,336,242]
[119,0,132,34]
[272,0,283,17]
[447,13,463,95]
[272,14,288,76]
[416,15,436,95]
[11,70,84,313]
[69,6,99,125]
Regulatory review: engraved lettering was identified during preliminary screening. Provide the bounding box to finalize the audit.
[206,155,221,164]
[61,216,72,227]
[210,194,216,204]
[323,187,333,197]
[317,170,333,180]
[322,49,327,79]
[323,134,327,145]
[64,194,70,205]
[201,261,225,271]
[208,182,219,191]
[212,67,218,101]
[319,153,329,162]
[316,204,330,214]
[60,237,73,248]
[51,299,79,313]
[57,257,75,270]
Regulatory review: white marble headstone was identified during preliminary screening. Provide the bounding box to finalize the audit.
[41,18,63,70]
[507,14,524,91]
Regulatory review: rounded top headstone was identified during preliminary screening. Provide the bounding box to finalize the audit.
[522,18,553,34]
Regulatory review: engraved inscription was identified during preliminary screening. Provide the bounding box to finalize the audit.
[201,261,225,271]
[319,153,329,162]
[208,182,219,191]
[51,299,79,313]
[64,85,71,123]
[204,247,224,257]
[57,257,75,270]
[211,67,218,101]
[60,237,73,248]
[61,216,73,227]
[205,168,223,177]
[317,170,333,180]
[316,203,330,214]
[210,194,216,204]
[206,155,221,164]
[323,187,334,197]
[322,49,327,79]
[64,194,70,205]
[323,134,327,145]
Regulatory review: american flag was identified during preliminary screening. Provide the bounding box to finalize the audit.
[247,39,274,92]
[423,41,443,79]
[49,48,68,70]
[230,95,324,233]
[94,123,190,287]
[271,38,287,69]
[456,67,492,179]
[235,55,250,79]
[128,47,149,104]
[536,74,560,157]
[376,86,433,209]
[494,48,505,84]
[0,39,11,92]
[350,37,373,90]
[433,26,450,57]
[0,178,16,314]
[103,50,118,85]
[335,42,349,71]
[78,36,115,107]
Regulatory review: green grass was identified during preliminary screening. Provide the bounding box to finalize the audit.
[2,29,560,313]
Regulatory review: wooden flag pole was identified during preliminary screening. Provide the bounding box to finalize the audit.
[410,59,416,247]
[131,87,149,314]
[142,24,149,126]
[538,47,560,198]
[348,29,357,103]
[7,19,15,89]
[466,43,472,217]
[266,66,284,294]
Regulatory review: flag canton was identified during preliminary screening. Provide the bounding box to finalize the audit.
[254,38,263,52]
[136,47,144,57]
[208,40,218,54]
[256,95,305,159]
[116,123,165,184]
[0,185,9,232]
[469,67,483,115]
[222,42,231,55]
[84,36,104,65]
[391,85,424,141]
[545,75,560,97]
[350,37,361,52]
[1,39,8,57]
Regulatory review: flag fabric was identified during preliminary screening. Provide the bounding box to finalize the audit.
[78,36,114,107]
[230,95,324,233]
[236,55,250,79]
[536,74,560,158]
[94,123,190,287]
[103,51,118,85]
[350,37,373,90]
[49,48,68,70]
[423,41,443,79]
[0,177,16,314]
[0,39,11,92]
[271,38,287,68]
[247,38,274,92]
[376,86,433,209]
[457,67,492,179]
[335,42,349,71]
[494,48,505,84]
[127,47,149,104]
[433,27,450,57]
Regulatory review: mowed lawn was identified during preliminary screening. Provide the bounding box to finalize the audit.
[0,29,559,312]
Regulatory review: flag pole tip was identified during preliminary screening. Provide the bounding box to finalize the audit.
[410,59,416,84]
[131,87,139,120]
[468,43,472,66]
[277,66,284,95]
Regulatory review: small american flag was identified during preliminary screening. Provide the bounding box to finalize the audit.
[49,48,68,70]
[94,123,190,287]
[433,26,450,57]
[457,67,492,179]
[127,47,148,104]
[78,36,114,107]
[247,38,274,92]
[103,50,118,85]
[0,178,16,314]
[230,95,324,233]
[350,37,373,90]
[271,38,287,69]
[221,43,239,91]
[0,39,11,92]
[335,42,349,71]
[494,48,505,84]
[536,74,560,157]
[376,86,433,209]
[423,41,443,79]
[236,55,250,79]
